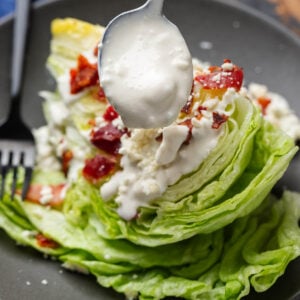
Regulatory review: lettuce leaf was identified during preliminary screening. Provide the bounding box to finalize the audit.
[2,190,299,300]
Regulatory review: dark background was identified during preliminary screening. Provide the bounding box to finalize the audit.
[2,0,300,35]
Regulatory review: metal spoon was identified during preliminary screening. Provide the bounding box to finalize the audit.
[98,0,193,128]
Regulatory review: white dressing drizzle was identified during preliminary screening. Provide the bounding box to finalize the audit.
[101,88,238,220]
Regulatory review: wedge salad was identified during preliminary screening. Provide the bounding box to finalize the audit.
[1,18,300,300]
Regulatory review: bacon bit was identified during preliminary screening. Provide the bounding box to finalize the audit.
[195,60,243,91]
[181,82,195,116]
[181,97,193,115]
[70,55,99,94]
[155,132,163,142]
[88,118,96,127]
[195,114,203,121]
[23,184,66,208]
[198,106,207,113]
[93,45,99,57]
[193,106,207,120]
[208,65,222,73]
[62,150,73,175]
[257,97,271,115]
[36,233,60,249]
[212,112,229,129]
[90,123,123,155]
[223,58,232,64]
[93,86,107,103]
[82,154,117,184]
[103,105,119,122]
[178,118,193,145]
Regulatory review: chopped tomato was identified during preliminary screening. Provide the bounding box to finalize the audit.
[90,123,123,155]
[257,97,271,115]
[70,54,99,94]
[23,184,66,208]
[195,60,243,91]
[82,154,117,184]
[103,105,119,122]
[36,233,60,249]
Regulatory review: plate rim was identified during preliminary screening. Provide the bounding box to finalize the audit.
[0,1,300,299]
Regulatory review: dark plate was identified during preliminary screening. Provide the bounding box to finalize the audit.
[0,0,300,299]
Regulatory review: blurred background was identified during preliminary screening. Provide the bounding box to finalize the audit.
[1,0,300,36]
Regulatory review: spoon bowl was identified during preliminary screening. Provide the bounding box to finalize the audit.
[98,0,193,129]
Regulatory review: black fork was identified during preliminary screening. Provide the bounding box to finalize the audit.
[0,0,35,200]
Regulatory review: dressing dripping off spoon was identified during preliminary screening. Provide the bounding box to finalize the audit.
[98,0,193,129]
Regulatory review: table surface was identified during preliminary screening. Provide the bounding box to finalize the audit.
[1,0,300,37]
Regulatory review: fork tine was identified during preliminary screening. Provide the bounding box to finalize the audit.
[10,149,25,200]
[0,150,13,200]
[21,147,35,200]
[23,148,35,167]
[10,166,18,200]
[0,165,7,200]
[1,149,9,167]
[21,167,32,200]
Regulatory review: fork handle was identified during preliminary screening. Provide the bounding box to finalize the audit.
[10,0,31,117]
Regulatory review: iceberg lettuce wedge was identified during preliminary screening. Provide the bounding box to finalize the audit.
[0,18,299,300]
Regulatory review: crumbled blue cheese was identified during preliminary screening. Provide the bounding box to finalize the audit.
[39,186,53,205]
[249,83,300,140]
[21,230,38,239]
[33,126,61,171]
[221,61,234,71]
[41,279,48,285]
[47,101,69,127]
[199,40,213,50]
[62,262,89,274]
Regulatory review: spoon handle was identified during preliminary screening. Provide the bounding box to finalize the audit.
[145,0,165,15]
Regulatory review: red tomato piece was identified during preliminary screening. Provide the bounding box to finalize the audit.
[36,233,60,249]
[24,184,65,208]
[82,154,116,184]
[90,123,123,155]
[103,105,119,122]
[195,60,243,91]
